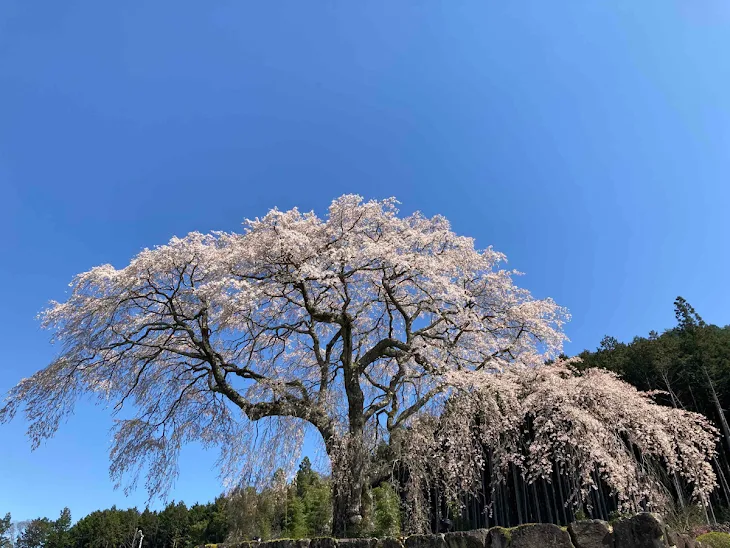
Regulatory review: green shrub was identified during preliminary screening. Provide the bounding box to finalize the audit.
[372,483,401,537]
[697,532,730,548]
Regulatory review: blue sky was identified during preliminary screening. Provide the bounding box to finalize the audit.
[2,0,729,524]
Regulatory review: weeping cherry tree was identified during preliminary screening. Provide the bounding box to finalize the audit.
[397,361,718,532]
[1,195,568,536]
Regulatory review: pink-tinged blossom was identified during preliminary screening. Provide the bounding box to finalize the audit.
[2,195,569,530]
[397,361,717,532]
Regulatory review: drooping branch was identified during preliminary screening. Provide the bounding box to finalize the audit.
[1,195,569,509]
[395,361,719,533]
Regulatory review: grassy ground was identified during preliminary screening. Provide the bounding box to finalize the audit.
[697,532,730,548]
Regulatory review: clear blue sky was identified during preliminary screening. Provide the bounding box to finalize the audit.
[2,0,729,525]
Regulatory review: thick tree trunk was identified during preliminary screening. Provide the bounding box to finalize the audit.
[331,434,367,538]
[331,319,370,538]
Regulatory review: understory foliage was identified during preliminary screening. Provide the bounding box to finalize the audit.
[395,361,718,533]
[370,483,402,538]
[225,457,401,541]
[227,457,332,541]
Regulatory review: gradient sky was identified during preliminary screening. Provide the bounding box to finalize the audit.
[2,0,729,525]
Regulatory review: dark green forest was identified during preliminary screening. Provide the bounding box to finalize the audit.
[4,297,730,547]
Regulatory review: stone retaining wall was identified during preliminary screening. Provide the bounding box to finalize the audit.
[203,513,703,548]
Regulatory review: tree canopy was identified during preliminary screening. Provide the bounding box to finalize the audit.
[4,195,721,537]
[1,195,567,535]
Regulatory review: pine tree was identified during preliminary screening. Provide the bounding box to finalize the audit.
[0,514,12,548]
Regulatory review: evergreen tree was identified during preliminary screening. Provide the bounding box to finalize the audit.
[284,496,308,539]
[371,484,401,537]
[0,514,12,548]
[137,508,160,548]
[158,501,189,548]
[303,481,332,537]
[17,518,51,548]
[47,508,71,548]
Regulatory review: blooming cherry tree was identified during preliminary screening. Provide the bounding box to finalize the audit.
[1,195,567,536]
[397,361,718,532]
